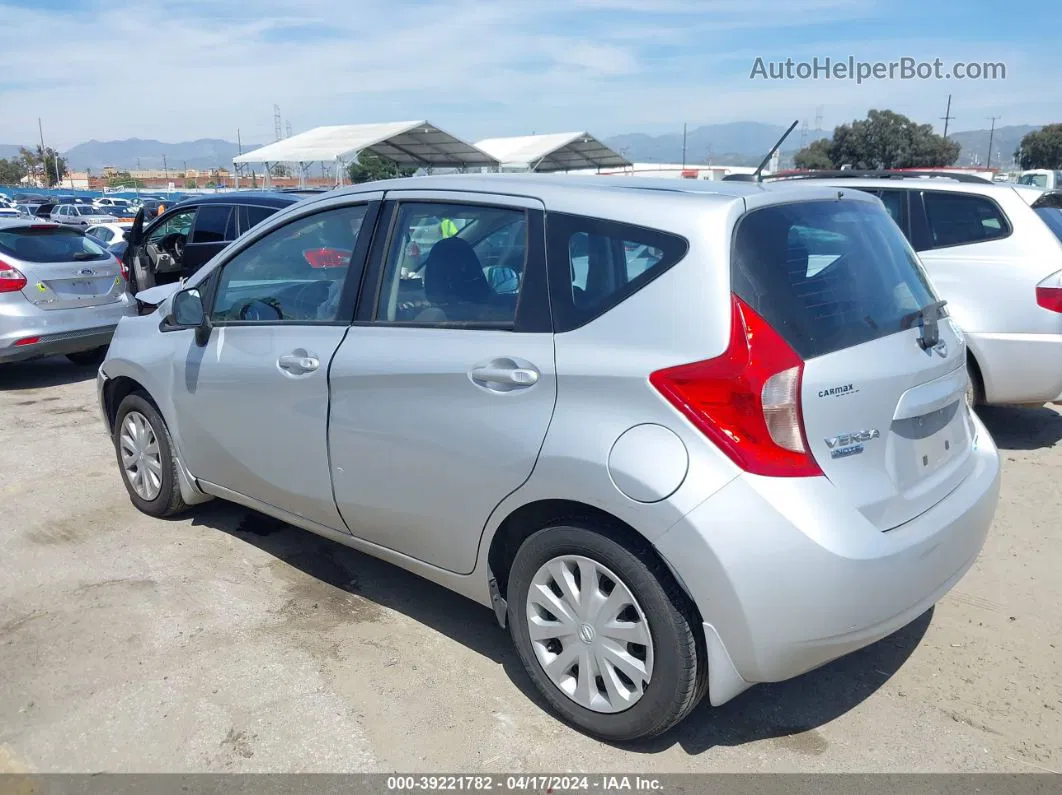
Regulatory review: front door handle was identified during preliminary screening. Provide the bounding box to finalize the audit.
[277,352,320,375]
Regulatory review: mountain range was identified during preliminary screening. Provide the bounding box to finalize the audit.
[0,122,1045,171]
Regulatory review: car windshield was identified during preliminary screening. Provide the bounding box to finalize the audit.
[0,225,110,263]
[78,206,105,215]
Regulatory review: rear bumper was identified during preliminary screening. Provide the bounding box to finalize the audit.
[0,295,135,363]
[967,331,1062,404]
[654,409,1000,705]
[0,325,116,363]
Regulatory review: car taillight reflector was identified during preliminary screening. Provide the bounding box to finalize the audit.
[1036,270,1062,312]
[0,260,27,293]
[14,336,40,346]
[649,295,821,478]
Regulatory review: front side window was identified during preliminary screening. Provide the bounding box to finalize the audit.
[922,191,1010,248]
[376,202,527,325]
[732,199,936,359]
[147,209,196,244]
[547,213,688,330]
[211,205,368,324]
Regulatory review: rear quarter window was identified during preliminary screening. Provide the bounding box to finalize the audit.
[922,191,1010,248]
[732,199,937,360]
[546,213,688,331]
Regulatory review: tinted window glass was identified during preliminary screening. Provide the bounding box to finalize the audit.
[147,209,196,244]
[547,213,688,330]
[732,199,936,360]
[240,205,277,234]
[191,205,231,244]
[1035,207,1062,242]
[922,191,1010,247]
[0,225,110,263]
[211,205,367,324]
[88,227,113,243]
[376,202,526,325]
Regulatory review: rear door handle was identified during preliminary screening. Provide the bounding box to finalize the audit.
[469,364,539,388]
[277,352,320,375]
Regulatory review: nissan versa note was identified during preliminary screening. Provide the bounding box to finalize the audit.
[97,175,1001,741]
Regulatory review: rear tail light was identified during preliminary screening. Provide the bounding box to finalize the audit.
[116,253,129,281]
[0,260,27,293]
[1036,270,1062,313]
[650,295,821,478]
[14,336,40,346]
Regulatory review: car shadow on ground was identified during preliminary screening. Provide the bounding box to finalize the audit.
[188,502,930,755]
[0,357,99,391]
[978,403,1062,451]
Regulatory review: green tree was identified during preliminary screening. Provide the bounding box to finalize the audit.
[106,171,144,188]
[792,109,960,170]
[793,138,833,170]
[19,145,68,187]
[347,150,415,184]
[0,157,27,185]
[185,178,197,189]
[1015,124,1062,169]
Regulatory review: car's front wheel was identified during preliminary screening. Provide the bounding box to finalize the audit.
[507,522,707,742]
[113,393,188,517]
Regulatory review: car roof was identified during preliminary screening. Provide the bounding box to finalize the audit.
[165,192,300,208]
[766,175,1039,198]
[313,173,861,210]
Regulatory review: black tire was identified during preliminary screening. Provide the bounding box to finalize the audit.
[66,346,108,367]
[966,353,984,408]
[507,521,707,742]
[113,392,188,518]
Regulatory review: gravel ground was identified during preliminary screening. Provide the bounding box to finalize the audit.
[1,357,1059,774]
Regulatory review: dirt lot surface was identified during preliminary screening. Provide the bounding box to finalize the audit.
[1,357,1060,774]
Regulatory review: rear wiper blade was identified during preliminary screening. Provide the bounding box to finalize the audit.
[901,299,948,349]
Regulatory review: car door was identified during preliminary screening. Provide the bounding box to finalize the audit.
[169,195,382,530]
[183,203,234,276]
[327,192,556,574]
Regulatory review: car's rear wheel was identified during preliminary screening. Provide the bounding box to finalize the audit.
[66,346,107,367]
[113,393,187,518]
[507,522,706,742]
[966,354,984,408]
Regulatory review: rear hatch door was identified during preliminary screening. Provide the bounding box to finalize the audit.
[0,224,124,310]
[734,193,975,531]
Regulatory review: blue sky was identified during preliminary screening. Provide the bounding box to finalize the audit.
[1,0,1059,149]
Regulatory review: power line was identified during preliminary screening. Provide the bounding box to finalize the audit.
[943,94,960,139]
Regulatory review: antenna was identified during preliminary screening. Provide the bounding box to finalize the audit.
[941,94,955,139]
[274,104,283,141]
[753,120,799,181]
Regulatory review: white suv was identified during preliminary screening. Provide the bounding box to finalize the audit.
[774,173,1062,406]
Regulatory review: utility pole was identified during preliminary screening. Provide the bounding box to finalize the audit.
[986,115,1001,169]
[37,118,47,187]
[274,105,283,142]
[814,106,824,132]
[681,122,687,169]
[941,94,955,139]
[162,154,168,189]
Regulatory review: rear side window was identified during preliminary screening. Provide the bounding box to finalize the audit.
[732,199,936,360]
[1036,207,1062,243]
[0,225,110,263]
[240,205,277,234]
[922,191,1010,248]
[191,205,231,244]
[547,213,688,331]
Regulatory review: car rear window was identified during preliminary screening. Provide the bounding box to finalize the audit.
[732,199,937,359]
[0,225,110,263]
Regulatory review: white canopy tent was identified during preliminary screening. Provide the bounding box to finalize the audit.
[232,121,500,186]
[473,132,631,172]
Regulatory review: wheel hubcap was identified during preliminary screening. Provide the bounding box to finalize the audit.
[119,411,163,501]
[525,555,654,714]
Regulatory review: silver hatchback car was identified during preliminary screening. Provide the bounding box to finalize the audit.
[0,220,135,365]
[98,176,1000,741]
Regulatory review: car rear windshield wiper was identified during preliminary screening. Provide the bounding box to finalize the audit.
[901,299,948,350]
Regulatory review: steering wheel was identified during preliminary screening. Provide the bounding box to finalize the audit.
[173,235,185,261]
[231,297,285,321]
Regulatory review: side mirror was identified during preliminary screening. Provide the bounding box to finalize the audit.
[166,288,211,346]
